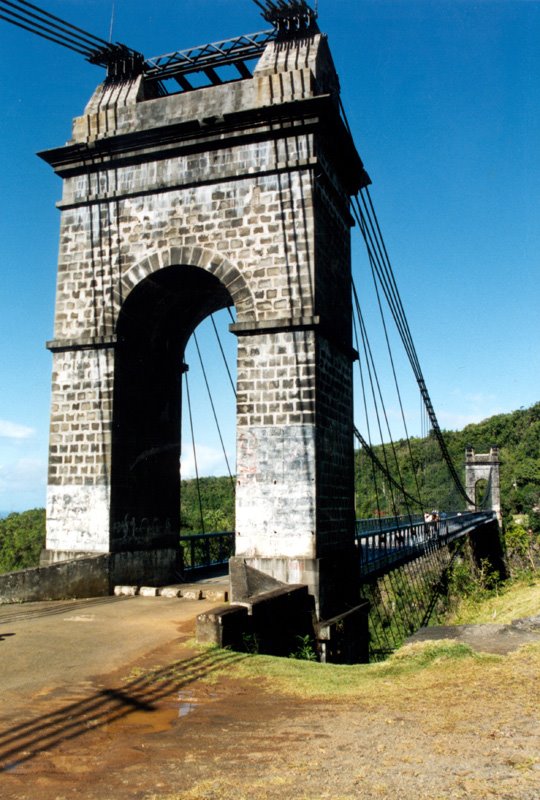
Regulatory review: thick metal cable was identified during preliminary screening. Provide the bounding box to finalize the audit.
[476,468,493,510]
[353,286,400,519]
[184,371,205,534]
[351,191,475,506]
[193,330,235,490]
[338,92,475,507]
[0,0,109,56]
[353,313,384,526]
[354,427,423,508]
[210,314,237,398]
[357,208,425,516]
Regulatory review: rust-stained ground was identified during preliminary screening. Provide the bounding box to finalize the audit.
[1,596,539,800]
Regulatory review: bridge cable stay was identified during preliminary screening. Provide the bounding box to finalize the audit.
[183,370,205,535]
[476,468,493,511]
[352,284,422,519]
[353,291,402,520]
[348,186,428,518]
[0,0,279,87]
[338,98,475,506]
[349,188,476,507]
[351,196,422,382]
[181,311,238,534]
[355,189,474,505]
[0,0,110,56]
[352,312,387,527]
[353,427,424,509]
[210,313,237,398]
[193,330,236,492]
[353,303,421,522]
[355,205,426,513]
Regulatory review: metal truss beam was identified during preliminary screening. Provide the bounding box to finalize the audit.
[143,29,277,85]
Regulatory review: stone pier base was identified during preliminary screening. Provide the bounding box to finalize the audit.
[197,559,369,663]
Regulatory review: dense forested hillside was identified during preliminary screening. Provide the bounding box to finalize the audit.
[1,403,538,573]
[355,402,540,526]
[180,475,235,534]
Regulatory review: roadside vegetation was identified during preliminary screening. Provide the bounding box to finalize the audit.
[205,570,540,700]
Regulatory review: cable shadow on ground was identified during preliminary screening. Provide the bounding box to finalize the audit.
[0,595,133,626]
[0,646,246,772]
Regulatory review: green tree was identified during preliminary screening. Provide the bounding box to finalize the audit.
[0,509,46,573]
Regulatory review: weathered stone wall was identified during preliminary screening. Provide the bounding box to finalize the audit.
[47,346,113,551]
[0,548,179,604]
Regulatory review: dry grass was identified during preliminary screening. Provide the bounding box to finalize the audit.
[448,575,540,624]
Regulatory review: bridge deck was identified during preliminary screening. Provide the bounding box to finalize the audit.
[179,511,495,578]
[356,511,496,579]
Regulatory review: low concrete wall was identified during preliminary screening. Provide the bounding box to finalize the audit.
[0,548,181,604]
[0,555,110,603]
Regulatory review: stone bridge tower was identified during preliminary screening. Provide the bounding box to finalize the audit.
[465,446,502,526]
[40,13,369,644]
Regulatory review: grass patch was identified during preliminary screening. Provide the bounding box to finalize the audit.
[447,574,540,625]
[126,579,538,710]
[201,639,490,700]
[193,574,540,700]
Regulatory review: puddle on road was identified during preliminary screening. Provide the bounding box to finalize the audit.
[104,691,199,734]
[106,706,179,734]
[178,691,197,718]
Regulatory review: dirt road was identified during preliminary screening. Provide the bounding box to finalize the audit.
[1,596,538,800]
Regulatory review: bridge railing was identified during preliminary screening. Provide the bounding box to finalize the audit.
[178,510,495,576]
[355,511,496,577]
[179,531,234,573]
[355,515,424,535]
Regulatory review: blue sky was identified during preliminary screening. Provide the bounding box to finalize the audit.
[0,0,538,511]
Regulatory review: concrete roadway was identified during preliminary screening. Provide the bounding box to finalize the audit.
[0,593,221,699]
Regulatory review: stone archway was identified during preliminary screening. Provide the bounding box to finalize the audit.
[110,263,235,552]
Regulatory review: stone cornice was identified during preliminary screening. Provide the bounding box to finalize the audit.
[46,335,117,353]
[231,316,357,360]
[39,95,369,197]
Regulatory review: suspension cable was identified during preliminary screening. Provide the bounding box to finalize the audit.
[351,189,475,507]
[477,468,493,510]
[193,330,235,491]
[0,0,109,57]
[184,370,205,534]
[354,427,423,508]
[353,313,384,524]
[353,292,423,512]
[211,313,237,398]
[365,226,425,513]
[338,92,475,507]
[353,285,400,518]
